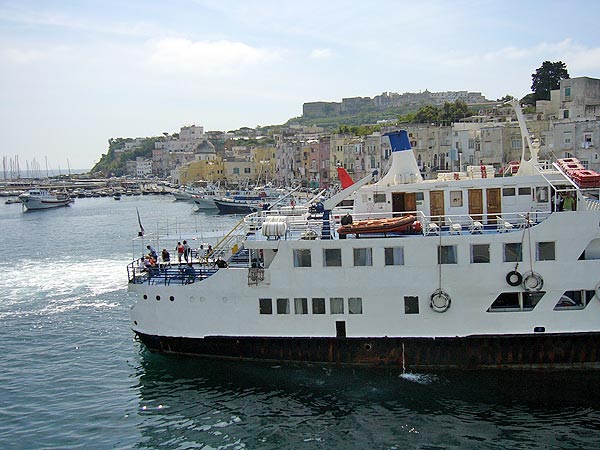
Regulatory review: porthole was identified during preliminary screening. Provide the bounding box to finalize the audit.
[134,320,138,325]
[170,296,175,302]
[156,295,161,301]
[143,294,148,300]
[364,343,372,351]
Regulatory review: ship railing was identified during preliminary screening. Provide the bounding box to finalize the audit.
[239,209,553,241]
[127,261,219,285]
[417,211,549,236]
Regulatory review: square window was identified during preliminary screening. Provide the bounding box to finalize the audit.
[438,245,457,264]
[312,298,325,314]
[293,249,311,267]
[518,187,531,196]
[537,242,555,261]
[471,244,490,263]
[374,193,386,203]
[503,188,516,197]
[323,248,342,267]
[277,298,290,314]
[353,248,373,266]
[536,187,549,203]
[404,296,419,314]
[504,243,522,262]
[385,247,404,265]
[450,191,462,206]
[294,297,308,314]
[259,298,272,314]
[330,297,344,314]
[348,297,363,314]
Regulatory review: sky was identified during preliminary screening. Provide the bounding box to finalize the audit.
[2,0,600,170]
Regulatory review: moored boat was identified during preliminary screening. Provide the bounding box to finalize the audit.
[18,189,73,211]
[128,100,600,370]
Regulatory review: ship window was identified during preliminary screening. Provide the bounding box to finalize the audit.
[277,298,290,314]
[293,249,312,267]
[323,248,342,267]
[450,191,462,206]
[523,292,544,311]
[518,187,531,196]
[312,297,326,314]
[415,192,424,201]
[579,238,600,260]
[348,297,363,314]
[503,188,516,197]
[471,244,490,263]
[554,290,595,310]
[438,245,457,264]
[504,243,522,262]
[330,297,344,314]
[404,296,419,314]
[535,186,548,203]
[537,241,555,261]
[353,248,373,266]
[259,298,272,314]
[488,292,545,312]
[384,247,404,265]
[489,292,519,310]
[374,193,386,203]
[294,297,308,314]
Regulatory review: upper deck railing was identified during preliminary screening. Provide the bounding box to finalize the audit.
[243,208,553,242]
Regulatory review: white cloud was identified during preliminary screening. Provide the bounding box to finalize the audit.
[0,43,72,64]
[310,48,332,60]
[146,38,282,75]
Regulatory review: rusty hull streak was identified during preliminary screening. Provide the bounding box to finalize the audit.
[136,332,600,370]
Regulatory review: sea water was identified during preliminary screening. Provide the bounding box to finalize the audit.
[1,196,599,449]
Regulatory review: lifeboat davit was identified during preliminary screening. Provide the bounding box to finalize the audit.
[337,215,420,237]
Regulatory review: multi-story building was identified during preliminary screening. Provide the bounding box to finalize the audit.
[251,145,277,184]
[223,159,254,186]
[179,158,224,184]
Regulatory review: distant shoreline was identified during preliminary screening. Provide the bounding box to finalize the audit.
[0,169,90,180]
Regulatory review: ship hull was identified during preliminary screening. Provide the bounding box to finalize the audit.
[21,198,72,210]
[214,199,259,214]
[135,332,600,370]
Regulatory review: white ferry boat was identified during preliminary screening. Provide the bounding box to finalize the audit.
[128,101,600,370]
[19,189,73,210]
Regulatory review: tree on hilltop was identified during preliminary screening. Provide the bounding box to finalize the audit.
[531,61,569,101]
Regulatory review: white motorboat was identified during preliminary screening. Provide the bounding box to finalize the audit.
[19,189,73,211]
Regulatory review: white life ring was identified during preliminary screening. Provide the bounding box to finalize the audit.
[430,289,451,313]
[522,271,544,292]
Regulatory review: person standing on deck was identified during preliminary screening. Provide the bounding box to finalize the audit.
[176,241,184,264]
[562,192,575,211]
[183,240,191,263]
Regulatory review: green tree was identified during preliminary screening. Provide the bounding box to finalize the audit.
[414,105,441,124]
[438,100,470,125]
[496,94,514,103]
[531,61,569,101]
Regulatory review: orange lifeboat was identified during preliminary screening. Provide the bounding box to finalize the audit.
[337,215,420,237]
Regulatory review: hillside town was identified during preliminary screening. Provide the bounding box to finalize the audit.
[110,76,600,188]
